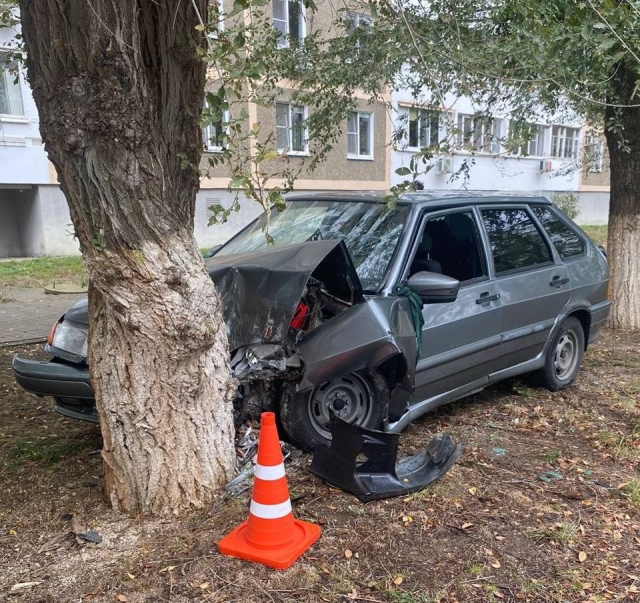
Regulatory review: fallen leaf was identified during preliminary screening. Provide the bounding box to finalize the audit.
[494,592,505,599]
[344,549,353,559]
[117,595,128,603]
[199,582,210,590]
[402,515,413,524]
[393,576,403,585]
[469,486,477,495]
[491,559,502,569]
[9,529,17,536]
[578,551,587,563]
[126,573,135,580]
[159,566,175,573]
[462,522,473,530]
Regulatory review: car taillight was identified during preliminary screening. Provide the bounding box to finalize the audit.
[290,301,309,330]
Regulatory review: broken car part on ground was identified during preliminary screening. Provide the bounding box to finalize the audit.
[13,192,610,451]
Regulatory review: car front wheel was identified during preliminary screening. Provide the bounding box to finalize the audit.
[280,370,389,452]
[537,316,585,391]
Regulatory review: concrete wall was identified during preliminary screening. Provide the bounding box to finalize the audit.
[575,192,609,225]
[35,186,80,256]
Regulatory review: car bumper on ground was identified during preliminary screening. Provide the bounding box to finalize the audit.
[588,300,612,343]
[12,355,98,423]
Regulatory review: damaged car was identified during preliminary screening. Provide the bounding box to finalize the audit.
[13,192,610,451]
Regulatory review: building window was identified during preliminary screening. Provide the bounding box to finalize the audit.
[551,126,580,159]
[202,98,228,152]
[208,0,224,37]
[273,0,305,49]
[407,108,440,148]
[585,135,604,172]
[0,52,24,116]
[508,121,546,157]
[347,111,373,159]
[456,114,501,153]
[346,12,372,52]
[276,102,307,154]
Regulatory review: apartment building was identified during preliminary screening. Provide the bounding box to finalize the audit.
[197,0,390,249]
[0,24,75,257]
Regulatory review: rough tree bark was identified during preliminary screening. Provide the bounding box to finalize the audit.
[19,0,237,514]
[605,61,640,331]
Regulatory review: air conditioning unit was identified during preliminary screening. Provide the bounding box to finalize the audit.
[436,158,452,174]
[539,159,553,173]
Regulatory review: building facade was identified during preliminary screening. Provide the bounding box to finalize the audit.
[0,4,609,258]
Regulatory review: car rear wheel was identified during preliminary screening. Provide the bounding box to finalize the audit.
[536,316,585,391]
[279,370,389,452]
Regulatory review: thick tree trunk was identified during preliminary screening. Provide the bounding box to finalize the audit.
[605,61,640,331]
[19,0,237,514]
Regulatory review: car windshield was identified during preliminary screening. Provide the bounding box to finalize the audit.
[217,200,409,291]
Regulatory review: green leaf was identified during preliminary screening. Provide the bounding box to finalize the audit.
[395,167,412,176]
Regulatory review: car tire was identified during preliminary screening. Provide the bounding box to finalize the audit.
[279,370,389,452]
[536,316,585,391]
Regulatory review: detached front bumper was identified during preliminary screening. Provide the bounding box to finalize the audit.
[12,355,98,423]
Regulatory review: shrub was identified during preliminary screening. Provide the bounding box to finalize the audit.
[551,192,580,220]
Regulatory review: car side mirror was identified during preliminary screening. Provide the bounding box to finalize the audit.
[407,271,460,304]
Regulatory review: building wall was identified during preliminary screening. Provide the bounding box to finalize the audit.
[390,93,582,193]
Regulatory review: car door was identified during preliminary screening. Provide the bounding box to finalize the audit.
[406,208,504,403]
[479,206,571,369]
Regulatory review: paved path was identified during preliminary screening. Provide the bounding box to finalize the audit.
[0,287,85,345]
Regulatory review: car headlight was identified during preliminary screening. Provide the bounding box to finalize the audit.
[50,321,88,357]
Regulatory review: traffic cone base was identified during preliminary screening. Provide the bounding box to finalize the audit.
[219,517,320,570]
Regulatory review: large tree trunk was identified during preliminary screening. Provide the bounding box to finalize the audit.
[19,0,237,514]
[605,61,640,331]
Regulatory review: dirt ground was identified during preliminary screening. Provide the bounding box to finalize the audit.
[1,331,639,603]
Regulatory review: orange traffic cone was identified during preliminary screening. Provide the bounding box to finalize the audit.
[218,412,321,569]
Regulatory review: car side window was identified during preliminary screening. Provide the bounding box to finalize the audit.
[531,205,586,259]
[409,211,488,282]
[481,208,552,275]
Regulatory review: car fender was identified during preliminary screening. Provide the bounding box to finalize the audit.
[296,296,418,400]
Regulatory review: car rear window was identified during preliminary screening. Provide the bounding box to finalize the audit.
[481,208,553,275]
[531,205,586,259]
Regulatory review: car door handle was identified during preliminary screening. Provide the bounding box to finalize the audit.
[550,276,570,287]
[476,292,500,304]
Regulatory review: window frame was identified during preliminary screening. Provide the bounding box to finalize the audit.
[551,125,580,160]
[273,0,306,49]
[585,134,604,172]
[275,101,309,156]
[478,205,556,278]
[456,113,502,154]
[508,120,547,158]
[347,110,374,160]
[0,50,25,117]
[406,107,441,150]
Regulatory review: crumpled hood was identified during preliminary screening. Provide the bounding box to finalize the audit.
[62,297,89,326]
[206,239,363,351]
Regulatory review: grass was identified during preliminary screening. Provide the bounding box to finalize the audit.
[533,522,579,544]
[0,256,87,288]
[621,478,640,508]
[5,436,93,470]
[580,224,608,246]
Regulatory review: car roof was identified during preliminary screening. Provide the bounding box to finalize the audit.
[285,191,552,208]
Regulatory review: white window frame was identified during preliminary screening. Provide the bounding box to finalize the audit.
[407,108,441,149]
[508,120,546,158]
[273,0,306,49]
[0,50,24,117]
[207,0,224,38]
[456,114,501,154]
[276,102,308,155]
[202,109,229,153]
[347,111,374,160]
[551,126,580,160]
[346,11,372,51]
[585,134,604,172]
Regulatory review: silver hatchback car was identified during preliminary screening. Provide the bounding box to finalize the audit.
[13,192,610,450]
